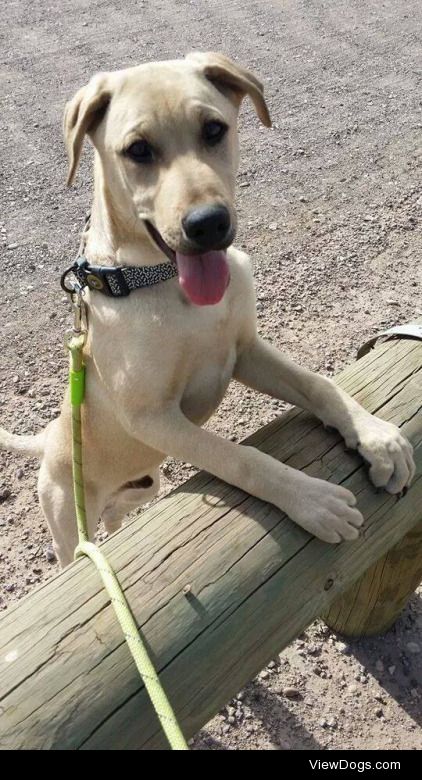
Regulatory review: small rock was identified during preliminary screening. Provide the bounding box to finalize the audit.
[406,642,420,655]
[5,584,15,593]
[283,687,300,699]
[335,641,348,654]
[45,546,57,563]
[375,659,384,672]
[374,707,383,718]
[268,222,278,231]
[260,670,270,680]
[387,299,399,306]
[388,665,396,675]
[16,468,25,480]
[7,243,18,250]
[239,181,250,188]
[0,487,11,503]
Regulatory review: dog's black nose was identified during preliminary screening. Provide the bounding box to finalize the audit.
[182,204,231,250]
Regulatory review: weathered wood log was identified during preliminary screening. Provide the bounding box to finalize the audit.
[323,520,422,636]
[0,336,421,750]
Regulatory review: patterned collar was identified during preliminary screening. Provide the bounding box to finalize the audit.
[61,255,178,297]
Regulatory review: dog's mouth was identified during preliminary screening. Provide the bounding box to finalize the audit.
[145,221,230,307]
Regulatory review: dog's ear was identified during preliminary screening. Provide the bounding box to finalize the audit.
[64,73,112,186]
[186,52,271,127]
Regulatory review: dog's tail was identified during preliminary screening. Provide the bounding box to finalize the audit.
[0,426,45,458]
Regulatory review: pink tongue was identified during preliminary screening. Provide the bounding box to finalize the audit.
[175,250,230,306]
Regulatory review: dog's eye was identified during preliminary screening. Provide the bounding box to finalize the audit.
[202,120,228,146]
[125,140,154,163]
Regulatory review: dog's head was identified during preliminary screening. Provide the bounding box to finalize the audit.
[64,53,271,304]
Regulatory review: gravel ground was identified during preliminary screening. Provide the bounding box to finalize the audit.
[0,0,421,750]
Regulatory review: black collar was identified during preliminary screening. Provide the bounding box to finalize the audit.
[61,256,178,297]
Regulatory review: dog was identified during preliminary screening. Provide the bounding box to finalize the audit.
[0,53,415,568]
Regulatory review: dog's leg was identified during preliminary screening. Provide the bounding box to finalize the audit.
[102,469,160,536]
[38,463,102,568]
[234,337,415,494]
[102,505,126,536]
[122,408,363,543]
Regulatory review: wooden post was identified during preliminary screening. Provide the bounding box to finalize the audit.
[0,336,421,749]
[323,519,422,636]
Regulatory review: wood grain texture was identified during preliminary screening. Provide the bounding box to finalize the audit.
[323,519,422,635]
[0,337,421,749]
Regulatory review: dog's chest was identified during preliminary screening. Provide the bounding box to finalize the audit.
[157,305,236,422]
[181,341,237,423]
[89,253,251,421]
[166,302,238,421]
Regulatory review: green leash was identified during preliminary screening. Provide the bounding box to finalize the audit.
[67,302,188,751]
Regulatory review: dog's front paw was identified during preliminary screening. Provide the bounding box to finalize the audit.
[351,415,415,495]
[287,476,364,544]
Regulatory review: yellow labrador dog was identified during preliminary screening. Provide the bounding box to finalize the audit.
[0,53,415,567]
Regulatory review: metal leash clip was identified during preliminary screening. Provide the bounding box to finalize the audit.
[64,282,87,352]
[70,284,87,336]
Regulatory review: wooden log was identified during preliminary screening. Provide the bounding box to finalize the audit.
[323,520,422,636]
[0,336,421,750]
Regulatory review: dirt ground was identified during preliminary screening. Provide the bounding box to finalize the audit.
[0,0,421,751]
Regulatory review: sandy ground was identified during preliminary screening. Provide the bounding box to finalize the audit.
[0,0,421,750]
